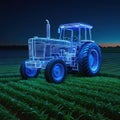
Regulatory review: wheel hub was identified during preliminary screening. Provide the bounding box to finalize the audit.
[89,49,99,72]
[52,63,64,81]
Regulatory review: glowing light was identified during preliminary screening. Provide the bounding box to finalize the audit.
[26,21,95,72]
[59,23,93,29]
[21,20,102,82]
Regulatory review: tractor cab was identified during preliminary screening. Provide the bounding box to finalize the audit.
[58,23,93,43]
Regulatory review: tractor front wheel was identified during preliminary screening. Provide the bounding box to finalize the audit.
[45,59,67,83]
[20,60,39,79]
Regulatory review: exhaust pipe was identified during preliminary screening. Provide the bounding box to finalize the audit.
[46,19,50,38]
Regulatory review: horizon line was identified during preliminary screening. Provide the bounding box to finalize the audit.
[0,43,120,47]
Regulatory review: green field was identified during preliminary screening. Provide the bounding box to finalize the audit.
[0,53,120,120]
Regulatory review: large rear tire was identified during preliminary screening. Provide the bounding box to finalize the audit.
[20,60,39,79]
[45,59,67,84]
[78,42,102,76]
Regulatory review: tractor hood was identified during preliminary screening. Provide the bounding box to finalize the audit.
[28,36,71,46]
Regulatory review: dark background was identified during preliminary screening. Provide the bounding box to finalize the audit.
[0,0,120,46]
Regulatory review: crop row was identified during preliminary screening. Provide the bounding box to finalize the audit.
[19,81,120,119]
[2,80,120,120]
[20,80,120,107]
[0,92,48,120]
[0,82,110,120]
[0,75,20,83]
[20,76,120,97]
[0,65,19,74]
[15,78,120,106]
[66,75,120,88]
[0,104,18,120]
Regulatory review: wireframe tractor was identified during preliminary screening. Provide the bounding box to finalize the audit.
[20,20,102,83]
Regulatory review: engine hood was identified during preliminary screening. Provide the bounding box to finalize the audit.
[28,37,71,46]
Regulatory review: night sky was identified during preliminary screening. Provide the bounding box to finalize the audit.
[0,0,120,45]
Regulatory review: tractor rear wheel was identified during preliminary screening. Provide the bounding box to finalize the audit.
[45,59,67,83]
[78,42,102,76]
[20,60,39,79]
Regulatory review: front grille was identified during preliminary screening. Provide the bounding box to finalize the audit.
[35,42,45,58]
[28,40,51,59]
[45,44,51,57]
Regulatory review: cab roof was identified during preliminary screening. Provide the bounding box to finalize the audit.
[59,23,93,29]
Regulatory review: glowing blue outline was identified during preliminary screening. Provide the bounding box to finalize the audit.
[25,20,96,73]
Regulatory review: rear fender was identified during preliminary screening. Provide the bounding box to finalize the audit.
[75,41,94,62]
[78,41,95,53]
